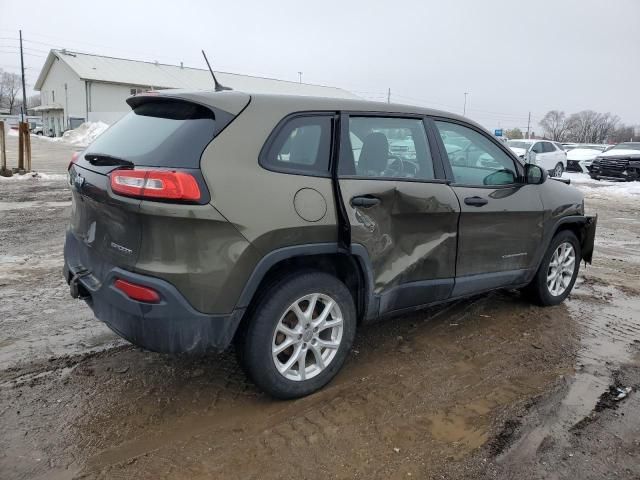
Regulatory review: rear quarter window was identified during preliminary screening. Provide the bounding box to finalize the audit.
[260,115,332,176]
[85,99,217,168]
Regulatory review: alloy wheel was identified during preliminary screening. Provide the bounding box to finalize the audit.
[554,164,564,177]
[271,293,343,381]
[546,242,576,296]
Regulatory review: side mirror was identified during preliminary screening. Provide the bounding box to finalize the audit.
[525,164,547,185]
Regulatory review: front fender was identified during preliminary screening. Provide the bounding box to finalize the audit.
[580,215,597,264]
[551,215,597,264]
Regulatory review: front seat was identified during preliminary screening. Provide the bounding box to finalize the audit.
[358,132,389,176]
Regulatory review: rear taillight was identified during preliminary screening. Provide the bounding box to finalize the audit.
[110,169,201,202]
[68,151,80,170]
[114,279,161,303]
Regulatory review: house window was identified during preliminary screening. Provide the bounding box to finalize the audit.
[52,90,55,102]
[130,87,152,96]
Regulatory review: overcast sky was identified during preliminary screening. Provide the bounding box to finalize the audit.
[1,0,638,131]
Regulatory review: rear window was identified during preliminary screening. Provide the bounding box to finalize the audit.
[85,99,216,168]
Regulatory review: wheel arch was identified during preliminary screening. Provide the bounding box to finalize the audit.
[235,243,375,330]
[549,215,597,264]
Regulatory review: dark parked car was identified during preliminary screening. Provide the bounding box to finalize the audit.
[588,142,640,181]
[64,91,597,398]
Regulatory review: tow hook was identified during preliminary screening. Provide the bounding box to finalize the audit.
[69,271,91,300]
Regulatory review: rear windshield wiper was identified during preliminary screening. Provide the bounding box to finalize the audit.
[84,153,134,168]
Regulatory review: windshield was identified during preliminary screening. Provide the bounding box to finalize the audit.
[610,142,640,151]
[507,141,532,149]
[576,145,606,151]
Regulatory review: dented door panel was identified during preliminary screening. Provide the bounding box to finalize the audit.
[339,179,460,300]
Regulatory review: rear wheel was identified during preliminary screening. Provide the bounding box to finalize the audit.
[552,163,564,177]
[524,230,581,306]
[241,271,356,399]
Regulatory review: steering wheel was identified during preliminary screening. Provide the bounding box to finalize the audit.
[383,155,404,177]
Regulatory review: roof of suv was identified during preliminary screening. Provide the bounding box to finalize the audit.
[132,89,481,130]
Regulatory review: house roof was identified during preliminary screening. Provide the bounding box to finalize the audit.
[34,50,357,99]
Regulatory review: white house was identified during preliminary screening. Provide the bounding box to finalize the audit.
[34,49,356,136]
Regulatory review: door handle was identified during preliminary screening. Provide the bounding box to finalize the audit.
[464,196,488,207]
[350,196,381,208]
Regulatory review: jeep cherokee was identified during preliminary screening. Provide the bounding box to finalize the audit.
[64,90,597,399]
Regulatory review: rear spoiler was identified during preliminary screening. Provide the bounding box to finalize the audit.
[126,90,250,116]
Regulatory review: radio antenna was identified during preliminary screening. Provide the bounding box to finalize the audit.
[201,50,231,92]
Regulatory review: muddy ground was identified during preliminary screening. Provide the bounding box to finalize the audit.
[1,135,639,479]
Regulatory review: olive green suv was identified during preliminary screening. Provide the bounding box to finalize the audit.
[64,90,597,398]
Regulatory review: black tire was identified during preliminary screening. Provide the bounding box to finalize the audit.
[240,271,356,399]
[524,230,581,306]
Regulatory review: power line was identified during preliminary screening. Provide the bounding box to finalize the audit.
[0,45,50,54]
[0,50,47,58]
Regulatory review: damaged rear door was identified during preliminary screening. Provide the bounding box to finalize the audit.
[336,113,460,315]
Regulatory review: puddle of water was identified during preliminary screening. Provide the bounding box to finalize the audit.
[499,283,640,461]
[428,410,489,451]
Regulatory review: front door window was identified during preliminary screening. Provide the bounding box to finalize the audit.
[434,121,518,186]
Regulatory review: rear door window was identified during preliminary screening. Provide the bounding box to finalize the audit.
[261,115,332,176]
[85,99,217,168]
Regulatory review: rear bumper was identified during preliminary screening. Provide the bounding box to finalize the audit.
[64,233,244,354]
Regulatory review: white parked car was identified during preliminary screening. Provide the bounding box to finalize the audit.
[566,144,608,173]
[507,139,567,177]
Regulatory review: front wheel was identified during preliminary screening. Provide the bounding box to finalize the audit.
[524,230,581,306]
[240,271,356,399]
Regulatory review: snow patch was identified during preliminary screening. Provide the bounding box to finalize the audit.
[59,121,110,146]
[563,172,640,198]
[0,172,68,182]
[36,121,110,147]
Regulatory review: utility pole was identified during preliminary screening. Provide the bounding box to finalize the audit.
[463,92,468,116]
[19,30,28,122]
[526,111,531,139]
[298,72,302,83]
[387,88,391,103]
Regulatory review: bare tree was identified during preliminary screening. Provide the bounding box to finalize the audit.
[27,93,41,108]
[505,127,523,139]
[0,68,5,109]
[608,124,635,144]
[0,72,22,114]
[539,110,570,141]
[566,110,619,144]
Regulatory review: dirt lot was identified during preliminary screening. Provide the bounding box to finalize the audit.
[1,134,639,479]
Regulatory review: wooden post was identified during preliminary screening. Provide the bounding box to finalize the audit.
[0,121,7,174]
[24,123,32,172]
[16,122,32,172]
[18,123,24,171]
